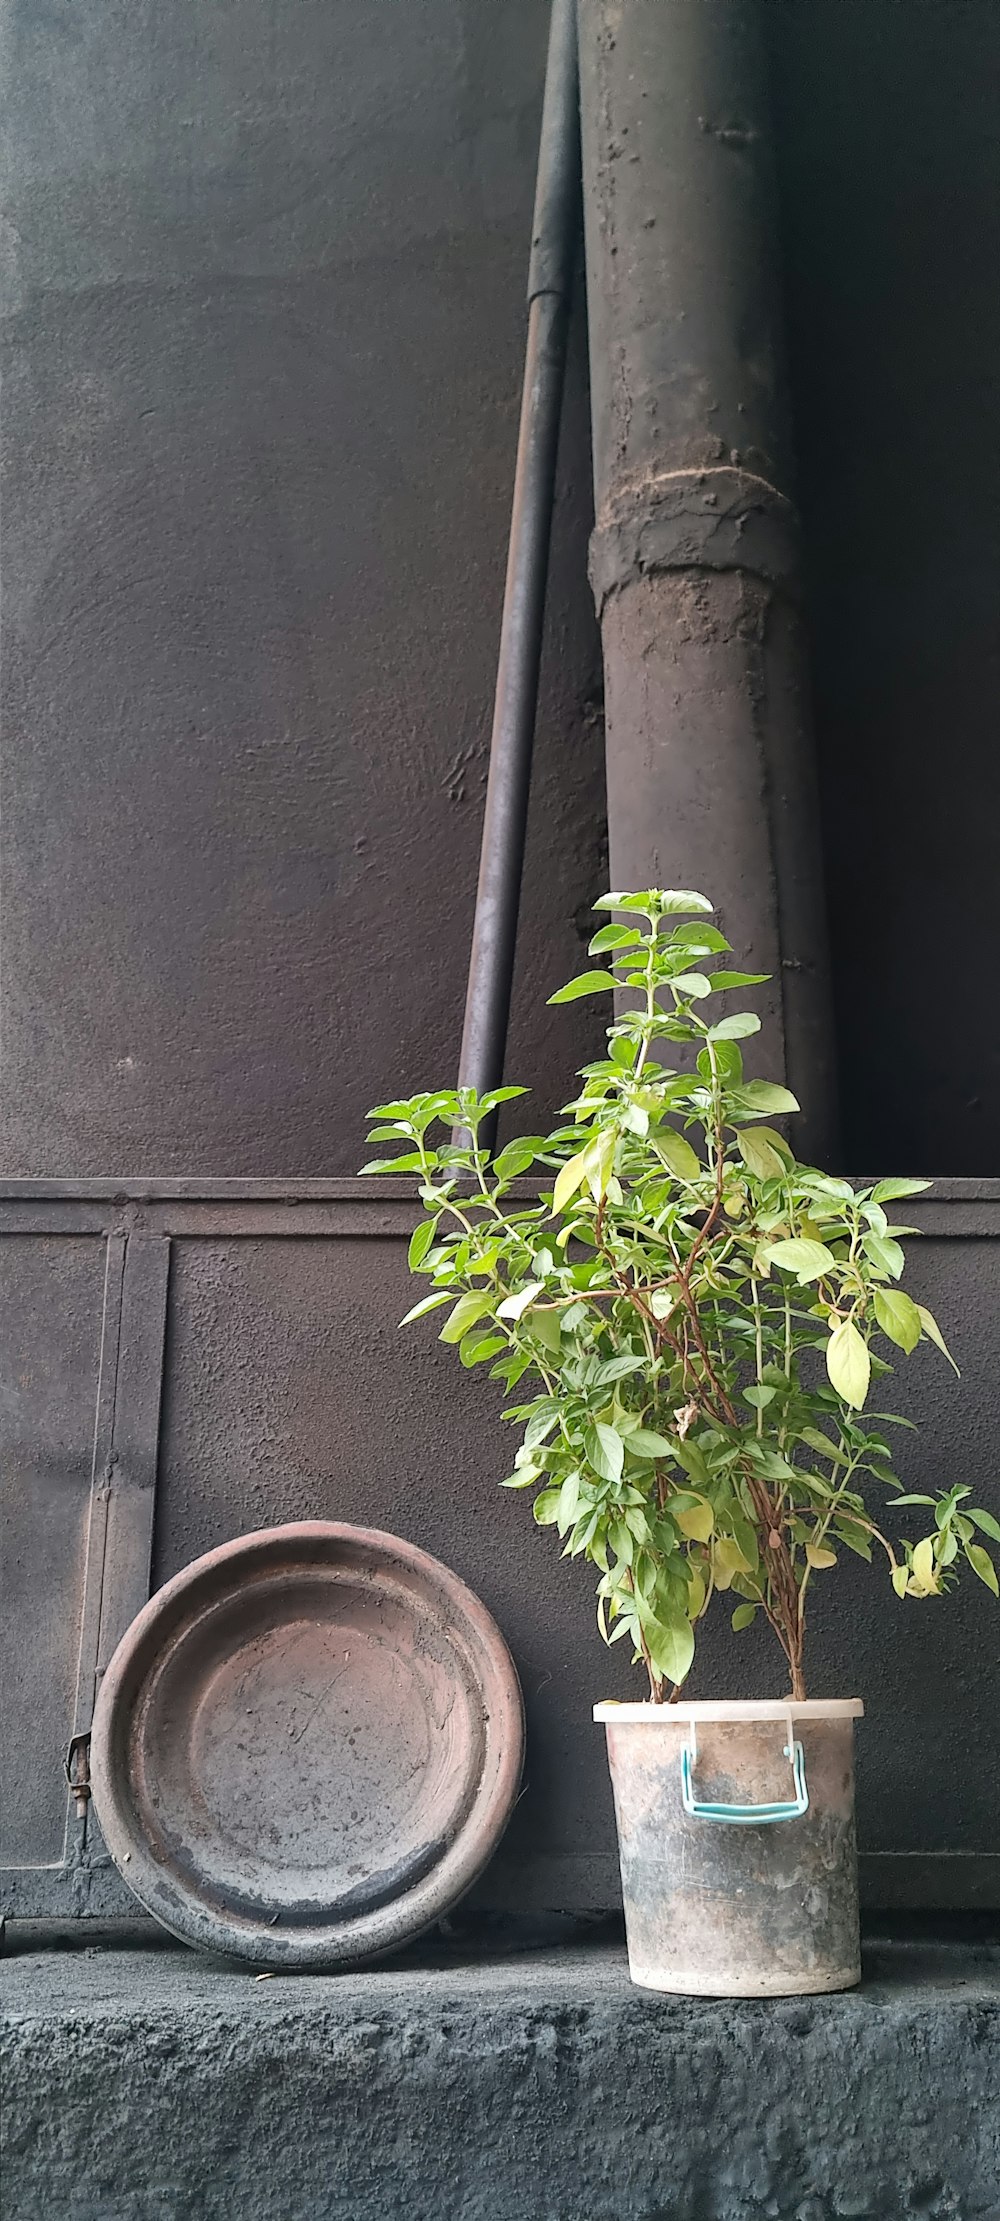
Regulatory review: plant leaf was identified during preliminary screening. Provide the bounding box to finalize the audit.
[708,1013,761,1041]
[407,1220,436,1271]
[826,1319,871,1409]
[655,1130,702,1182]
[586,1421,625,1486]
[625,1428,676,1459]
[916,1304,960,1375]
[547,970,617,1004]
[870,1178,932,1203]
[730,1081,800,1116]
[873,1287,922,1354]
[737,1129,787,1181]
[731,1603,757,1631]
[966,1543,999,1596]
[440,1292,495,1343]
[398,1289,456,1326]
[805,1544,838,1569]
[764,1238,837,1283]
[970,1508,1000,1545]
[675,1500,714,1542]
[496,1281,543,1322]
[552,1149,591,1216]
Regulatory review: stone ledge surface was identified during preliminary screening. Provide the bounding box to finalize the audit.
[2,1938,999,2221]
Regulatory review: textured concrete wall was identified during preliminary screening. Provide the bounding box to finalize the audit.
[3,1940,999,2220]
[3,0,1000,1177]
[0,0,605,1175]
[767,0,1000,1174]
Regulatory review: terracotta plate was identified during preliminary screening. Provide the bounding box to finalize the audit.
[90,1522,523,1966]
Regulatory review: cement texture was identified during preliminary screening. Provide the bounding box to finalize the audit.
[3,1937,999,2221]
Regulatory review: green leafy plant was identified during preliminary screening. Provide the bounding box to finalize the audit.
[362,890,998,1700]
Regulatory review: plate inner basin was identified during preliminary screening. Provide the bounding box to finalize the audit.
[128,1570,484,1922]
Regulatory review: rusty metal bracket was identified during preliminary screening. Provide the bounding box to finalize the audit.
[65,1733,92,1820]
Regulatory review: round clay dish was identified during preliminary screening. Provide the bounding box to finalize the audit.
[90,1522,523,1966]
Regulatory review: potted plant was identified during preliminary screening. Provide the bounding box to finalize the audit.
[362,890,997,1996]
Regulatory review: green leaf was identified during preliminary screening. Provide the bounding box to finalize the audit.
[643,1612,696,1686]
[440,1292,494,1343]
[800,1426,849,1465]
[737,1129,787,1181]
[407,1220,436,1270]
[970,1508,1000,1545]
[496,1281,543,1323]
[530,1307,563,1354]
[965,1543,999,1596]
[916,1304,960,1375]
[708,1013,761,1041]
[873,1287,922,1354]
[398,1289,457,1327]
[459,1333,506,1368]
[763,1238,837,1283]
[589,923,643,953]
[863,1234,906,1281]
[359,1152,425,1175]
[586,1421,625,1486]
[624,1427,675,1459]
[532,1489,563,1526]
[671,973,712,998]
[655,1130,702,1182]
[707,971,770,990]
[731,1603,757,1631]
[547,970,617,1004]
[731,1081,800,1117]
[871,1178,932,1203]
[826,1319,871,1409]
[492,1139,539,1181]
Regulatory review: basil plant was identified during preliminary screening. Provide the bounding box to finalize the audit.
[362,890,998,1700]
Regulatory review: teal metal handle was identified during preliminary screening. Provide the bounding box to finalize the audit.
[680,1738,809,1825]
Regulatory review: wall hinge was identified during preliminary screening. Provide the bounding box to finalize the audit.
[65,1733,92,1820]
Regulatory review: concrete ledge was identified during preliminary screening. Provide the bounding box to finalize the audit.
[3,1937,999,2221]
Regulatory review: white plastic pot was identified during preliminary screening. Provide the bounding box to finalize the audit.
[595,1698,864,1997]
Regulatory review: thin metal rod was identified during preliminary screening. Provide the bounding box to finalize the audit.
[457,0,579,1127]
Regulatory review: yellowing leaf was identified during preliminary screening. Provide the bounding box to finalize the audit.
[911,1536,938,1593]
[916,1304,960,1376]
[655,1129,702,1182]
[805,1544,837,1569]
[552,1149,590,1216]
[891,1564,909,1598]
[675,1500,714,1543]
[764,1238,837,1283]
[966,1543,999,1597]
[737,1129,787,1182]
[873,1287,921,1354]
[826,1319,871,1409]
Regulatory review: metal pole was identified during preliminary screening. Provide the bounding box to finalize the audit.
[578,0,839,1165]
[456,0,579,1130]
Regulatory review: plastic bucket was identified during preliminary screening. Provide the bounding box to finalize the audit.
[595,1698,864,1996]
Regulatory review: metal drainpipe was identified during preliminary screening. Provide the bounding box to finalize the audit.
[578,0,839,1166]
[457,0,579,1143]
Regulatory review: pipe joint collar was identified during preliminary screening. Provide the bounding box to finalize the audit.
[588,465,800,613]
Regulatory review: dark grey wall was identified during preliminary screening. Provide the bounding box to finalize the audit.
[0,0,604,1175]
[2,0,998,1176]
[767,0,1000,1175]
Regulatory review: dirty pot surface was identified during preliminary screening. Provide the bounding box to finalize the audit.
[596,1699,864,1997]
[91,1523,523,1966]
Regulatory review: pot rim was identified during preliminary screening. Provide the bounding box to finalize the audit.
[593,1697,864,1723]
